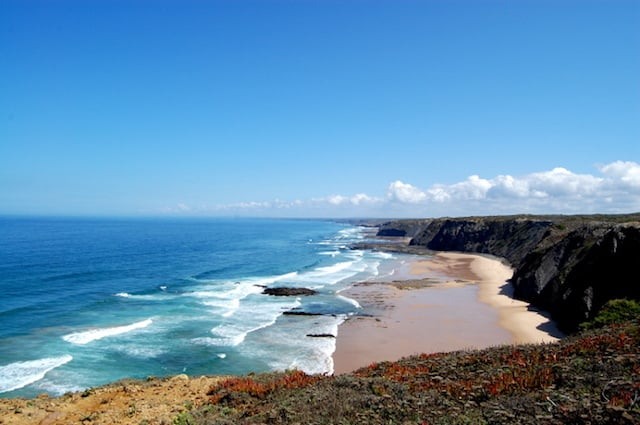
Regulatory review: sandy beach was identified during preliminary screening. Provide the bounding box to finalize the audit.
[333,252,562,374]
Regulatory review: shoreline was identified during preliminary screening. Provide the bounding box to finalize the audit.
[333,251,562,374]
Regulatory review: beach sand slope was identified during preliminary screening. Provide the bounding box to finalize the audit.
[333,252,562,374]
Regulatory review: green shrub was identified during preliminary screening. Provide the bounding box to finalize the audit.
[581,299,640,330]
[172,412,195,425]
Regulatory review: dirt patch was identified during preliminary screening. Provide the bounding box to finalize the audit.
[0,374,225,425]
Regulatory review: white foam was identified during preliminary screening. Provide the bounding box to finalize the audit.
[365,260,381,277]
[115,292,174,301]
[208,297,301,346]
[191,337,221,346]
[62,319,153,345]
[202,298,241,317]
[372,251,394,259]
[337,294,362,309]
[188,272,301,319]
[274,271,299,282]
[208,318,276,347]
[190,285,260,318]
[292,258,374,289]
[111,344,164,359]
[318,251,340,257]
[200,325,249,347]
[337,227,364,240]
[0,355,73,393]
[33,379,84,397]
[217,353,227,359]
[257,314,347,375]
[315,261,354,275]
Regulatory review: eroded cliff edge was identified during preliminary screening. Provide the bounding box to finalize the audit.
[378,214,640,332]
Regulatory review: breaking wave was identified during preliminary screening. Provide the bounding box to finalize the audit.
[62,319,153,345]
[0,355,73,393]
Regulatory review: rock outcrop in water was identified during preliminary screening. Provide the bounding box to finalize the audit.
[378,214,640,332]
[262,287,317,296]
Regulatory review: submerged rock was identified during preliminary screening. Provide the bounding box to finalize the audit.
[282,311,327,316]
[306,333,336,338]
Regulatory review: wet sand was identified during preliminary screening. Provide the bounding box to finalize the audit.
[333,252,562,374]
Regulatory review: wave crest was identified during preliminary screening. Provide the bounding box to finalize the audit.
[62,319,153,345]
[0,355,73,393]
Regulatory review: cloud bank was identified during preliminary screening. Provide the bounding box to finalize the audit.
[165,161,640,217]
[382,161,640,215]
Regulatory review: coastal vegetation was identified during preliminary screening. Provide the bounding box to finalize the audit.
[580,299,640,330]
[187,319,640,424]
[3,319,637,424]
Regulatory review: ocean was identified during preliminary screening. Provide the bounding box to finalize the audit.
[0,217,402,398]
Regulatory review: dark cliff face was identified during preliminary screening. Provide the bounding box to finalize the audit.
[379,215,640,333]
[410,218,553,266]
[512,225,640,332]
[377,220,431,238]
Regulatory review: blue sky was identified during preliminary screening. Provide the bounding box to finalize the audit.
[1,0,639,217]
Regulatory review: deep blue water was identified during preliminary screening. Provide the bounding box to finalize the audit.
[0,217,397,397]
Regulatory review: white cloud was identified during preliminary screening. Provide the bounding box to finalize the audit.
[526,167,602,197]
[327,195,347,205]
[388,165,617,204]
[425,186,451,202]
[162,161,640,217]
[600,161,640,188]
[326,193,382,206]
[387,181,427,203]
[489,175,532,198]
[448,175,493,200]
[382,161,640,215]
[351,193,376,205]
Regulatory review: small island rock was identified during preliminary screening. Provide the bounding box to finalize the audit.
[262,287,317,296]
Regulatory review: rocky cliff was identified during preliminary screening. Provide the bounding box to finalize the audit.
[379,214,640,332]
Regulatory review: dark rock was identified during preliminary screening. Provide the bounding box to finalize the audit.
[377,220,430,238]
[306,333,336,338]
[410,217,553,266]
[511,224,640,332]
[377,228,407,237]
[263,287,317,296]
[283,311,325,316]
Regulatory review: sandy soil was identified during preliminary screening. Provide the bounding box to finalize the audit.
[333,252,562,374]
[0,375,224,425]
[464,252,563,344]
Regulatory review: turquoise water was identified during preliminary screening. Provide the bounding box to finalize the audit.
[0,217,397,397]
